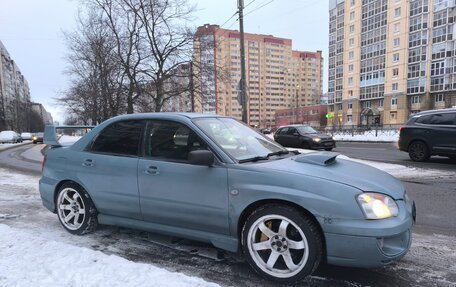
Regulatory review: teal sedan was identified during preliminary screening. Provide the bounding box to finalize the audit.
[40,113,415,283]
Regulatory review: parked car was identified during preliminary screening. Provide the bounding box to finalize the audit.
[0,130,22,143]
[260,127,272,134]
[398,108,456,162]
[40,113,415,283]
[32,132,44,144]
[274,125,336,151]
[21,132,33,140]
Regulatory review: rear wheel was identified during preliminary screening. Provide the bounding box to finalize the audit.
[408,141,430,162]
[56,183,98,235]
[242,205,322,283]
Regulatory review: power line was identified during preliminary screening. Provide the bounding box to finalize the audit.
[220,11,239,28]
[245,0,259,9]
[244,0,275,17]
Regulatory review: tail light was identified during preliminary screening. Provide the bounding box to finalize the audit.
[41,154,47,173]
[399,126,405,134]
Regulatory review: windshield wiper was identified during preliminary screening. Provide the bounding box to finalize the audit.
[267,150,290,157]
[238,156,269,163]
[239,150,290,163]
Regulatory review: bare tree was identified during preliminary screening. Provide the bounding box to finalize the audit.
[60,10,126,124]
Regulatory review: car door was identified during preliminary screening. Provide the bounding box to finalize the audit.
[428,112,456,154]
[138,120,230,235]
[76,120,144,220]
[274,127,289,146]
[288,127,302,147]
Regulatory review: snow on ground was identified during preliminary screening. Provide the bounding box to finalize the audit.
[0,142,29,151]
[333,131,399,142]
[0,224,218,287]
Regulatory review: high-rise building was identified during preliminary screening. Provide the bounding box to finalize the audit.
[328,0,456,127]
[0,40,31,131]
[193,24,323,127]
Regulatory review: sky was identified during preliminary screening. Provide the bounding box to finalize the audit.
[0,0,328,124]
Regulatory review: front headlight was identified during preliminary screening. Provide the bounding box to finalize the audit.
[313,137,321,143]
[357,193,399,219]
[332,136,336,141]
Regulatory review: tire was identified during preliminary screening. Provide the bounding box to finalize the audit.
[56,182,98,235]
[324,148,333,151]
[241,204,323,284]
[408,141,430,162]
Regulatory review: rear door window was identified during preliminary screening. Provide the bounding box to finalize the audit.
[429,113,456,125]
[415,115,432,124]
[91,120,145,156]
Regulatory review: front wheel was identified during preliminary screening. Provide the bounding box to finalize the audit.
[56,183,98,235]
[408,141,430,162]
[242,205,322,283]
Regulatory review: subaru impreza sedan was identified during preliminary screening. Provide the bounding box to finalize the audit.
[40,113,415,283]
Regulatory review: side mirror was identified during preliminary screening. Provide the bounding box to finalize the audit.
[188,150,214,166]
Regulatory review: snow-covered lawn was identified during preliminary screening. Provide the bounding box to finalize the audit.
[0,224,218,287]
[333,132,399,142]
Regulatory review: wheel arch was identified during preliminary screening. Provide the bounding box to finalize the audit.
[53,180,96,212]
[237,199,326,257]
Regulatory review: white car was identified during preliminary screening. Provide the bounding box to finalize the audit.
[21,132,32,140]
[0,131,22,143]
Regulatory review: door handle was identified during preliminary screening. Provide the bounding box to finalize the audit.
[144,166,160,175]
[82,159,94,167]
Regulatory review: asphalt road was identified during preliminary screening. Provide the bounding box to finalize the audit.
[334,142,456,171]
[1,143,455,286]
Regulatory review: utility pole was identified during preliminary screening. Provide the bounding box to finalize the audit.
[238,0,248,124]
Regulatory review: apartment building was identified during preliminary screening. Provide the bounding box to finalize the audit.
[328,0,456,127]
[193,24,323,127]
[0,40,31,131]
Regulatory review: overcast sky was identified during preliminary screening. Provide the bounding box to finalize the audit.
[0,0,328,123]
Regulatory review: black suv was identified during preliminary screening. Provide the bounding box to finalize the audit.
[274,125,336,150]
[398,108,456,162]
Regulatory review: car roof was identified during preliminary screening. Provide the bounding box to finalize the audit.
[108,112,229,121]
[413,108,456,117]
[278,124,310,128]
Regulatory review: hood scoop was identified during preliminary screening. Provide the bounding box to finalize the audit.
[293,152,340,166]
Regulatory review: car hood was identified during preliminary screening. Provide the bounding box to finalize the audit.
[255,152,405,199]
[305,133,332,140]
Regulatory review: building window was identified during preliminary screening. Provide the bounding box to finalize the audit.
[435,94,444,102]
[378,99,384,107]
[350,0,355,7]
[349,38,354,47]
[349,51,354,60]
[348,102,353,109]
[350,11,355,21]
[348,77,353,86]
[348,64,354,73]
[390,112,397,120]
[412,95,421,104]
[392,68,399,77]
[338,103,343,110]
[362,101,371,108]
[391,97,398,106]
[394,23,400,33]
[394,7,401,18]
[393,53,399,62]
[348,90,353,97]
[349,25,355,34]
[392,83,398,91]
[347,115,353,123]
[393,38,400,47]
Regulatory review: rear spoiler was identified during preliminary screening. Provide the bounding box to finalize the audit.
[44,125,95,147]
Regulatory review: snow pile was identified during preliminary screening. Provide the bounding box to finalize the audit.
[333,131,399,142]
[0,224,219,287]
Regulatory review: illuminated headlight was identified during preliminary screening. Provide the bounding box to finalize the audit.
[357,193,399,219]
[313,137,321,143]
[332,136,336,141]
[32,137,37,140]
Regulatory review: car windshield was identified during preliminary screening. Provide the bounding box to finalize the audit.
[296,126,317,134]
[193,117,286,162]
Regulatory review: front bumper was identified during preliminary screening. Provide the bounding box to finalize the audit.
[310,140,336,149]
[319,200,415,268]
